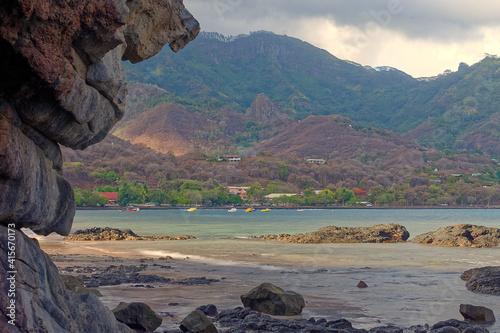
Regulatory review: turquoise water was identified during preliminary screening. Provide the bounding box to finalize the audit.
[67,208,500,330]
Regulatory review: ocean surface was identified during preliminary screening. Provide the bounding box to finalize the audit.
[55,209,500,330]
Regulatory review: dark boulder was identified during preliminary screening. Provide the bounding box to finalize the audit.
[240,282,305,316]
[180,309,218,333]
[460,304,495,325]
[461,266,500,295]
[112,302,163,332]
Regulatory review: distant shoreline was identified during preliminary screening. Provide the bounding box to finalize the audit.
[76,205,500,211]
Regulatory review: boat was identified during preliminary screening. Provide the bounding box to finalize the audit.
[228,208,237,212]
[297,209,305,212]
[261,208,270,212]
[245,208,253,212]
[122,207,139,212]
[186,207,197,212]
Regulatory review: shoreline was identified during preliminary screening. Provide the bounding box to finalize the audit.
[76,205,500,210]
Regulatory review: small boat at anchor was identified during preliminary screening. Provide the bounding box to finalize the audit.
[245,208,254,212]
[186,207,197,212]
[122,207,139,212]
[261,208,270,212]
[228,208,237,212]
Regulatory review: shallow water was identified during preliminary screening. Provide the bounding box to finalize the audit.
[55,209,500,330]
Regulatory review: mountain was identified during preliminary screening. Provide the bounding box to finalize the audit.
[123,31,500,154]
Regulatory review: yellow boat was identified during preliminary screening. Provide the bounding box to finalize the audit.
[187,207,197,212]
[245,208,253,212]
[261,209,270,212]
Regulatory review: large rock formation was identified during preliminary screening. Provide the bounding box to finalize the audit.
[250,223,410,243]
[0,0,199,236]
[412,224,500,248]
[0,0,199,331]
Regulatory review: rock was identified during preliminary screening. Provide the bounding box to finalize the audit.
[60,274,102,297]
[240,282,305,316]
[411,224,500,248]
[0,0,199,235]
[0,226,134,332]
[357,280,368,288]
[460,304,496,324]
[250,223,410,243]
[180,309,218,333]
[197,304,219,317]
[0,0,199,330]
[461,266,500,295]
[432,319,490,333]
[63,227,196,241]
[112,301,163,332]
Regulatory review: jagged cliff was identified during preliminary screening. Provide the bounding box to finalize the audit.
[0,0,199,331]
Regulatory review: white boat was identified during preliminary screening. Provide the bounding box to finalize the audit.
[297,209,305,212]
[228,208,237,212]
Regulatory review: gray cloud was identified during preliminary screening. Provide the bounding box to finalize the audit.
[185,0,500,42]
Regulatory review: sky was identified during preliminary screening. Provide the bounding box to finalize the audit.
[184,0,500,78]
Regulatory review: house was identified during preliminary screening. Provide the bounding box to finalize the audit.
[100,192,118,205]
[218,155,241,162]
[306,158,325,164]
[227,186,250,195]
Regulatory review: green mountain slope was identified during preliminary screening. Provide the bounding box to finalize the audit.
[123,31,500,153]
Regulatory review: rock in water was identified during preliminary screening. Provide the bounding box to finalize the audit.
[357,280,368,288]
[240,283,305,316]
[461,266,500,295]
[459,304,496,324]
[0,226,134,332]
[112,302,163,332]
[250,223,410,243]
[180,309,218,333]
[412,224,500,248]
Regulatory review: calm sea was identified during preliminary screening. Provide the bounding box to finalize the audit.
[61,209,500,330]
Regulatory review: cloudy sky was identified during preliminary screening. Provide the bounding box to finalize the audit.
[184,0,500,78]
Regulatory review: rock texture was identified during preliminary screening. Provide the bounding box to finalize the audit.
[112,301,163,332]
[215,308,490,333]
[412,224,500,248]
[0,226,134,332]
[250,223,410,243]
[0,0,199,331]
[459,304,496,325]
[180,309,218,333]
[0,0,199,236]
[64,227,196,241]
[240,283,305,316]
[60,274,102,297]
[461,266,500,295]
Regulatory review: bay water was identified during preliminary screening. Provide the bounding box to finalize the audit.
[59,209,500,330]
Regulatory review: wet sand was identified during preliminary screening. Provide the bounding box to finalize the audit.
[41,241,369,332]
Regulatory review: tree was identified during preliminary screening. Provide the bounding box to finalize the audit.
[117,182,147,206]
[74,189,108,207]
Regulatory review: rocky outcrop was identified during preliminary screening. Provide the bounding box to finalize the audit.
[0,226,134,332]
[0,0,199,236]
[412,224,500,248]
[240,283,305,316]
[60,274,102,297]
[0,0,199,331]
[215,308,490,333]
[461,266,500,295]
[250,223,410,243]
[112,301,163,332]
[64,227,196,241]
[459,304,496,325]
[246,94,283,123]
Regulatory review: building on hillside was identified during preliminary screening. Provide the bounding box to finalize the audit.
[306,158,325,164]
[100,192,118,205]
[218,155,241,162]
[227,186,250,195]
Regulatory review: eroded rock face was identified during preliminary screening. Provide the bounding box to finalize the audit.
[0,0,200,235]
[0,0,199,331]
[461,266,500,295]
[0,226,134,332]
